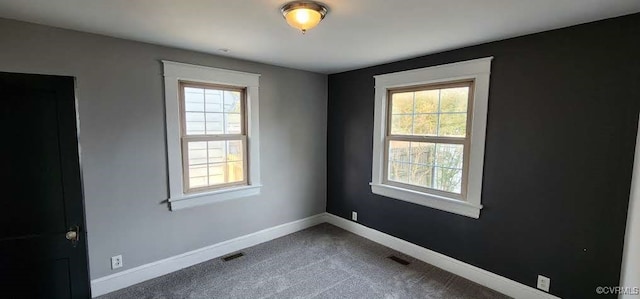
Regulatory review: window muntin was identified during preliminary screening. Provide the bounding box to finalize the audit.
[384,81,473,199]
[179,81,248,193]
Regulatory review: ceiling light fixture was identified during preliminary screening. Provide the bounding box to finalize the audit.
[280,1,328,34]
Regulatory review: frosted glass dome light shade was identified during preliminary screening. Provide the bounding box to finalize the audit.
[281,1,328,34]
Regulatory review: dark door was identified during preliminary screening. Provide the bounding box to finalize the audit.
[0,72,90,298]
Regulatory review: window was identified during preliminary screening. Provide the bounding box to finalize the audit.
[386,81,472,198]
[163,61,261,210]
[180,82,247,193]
[371,57,492,218]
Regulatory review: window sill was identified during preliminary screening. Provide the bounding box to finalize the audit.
[370,183,482,218]
[169,185,262,211]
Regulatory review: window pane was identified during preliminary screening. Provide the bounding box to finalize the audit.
[207,141,225,163]
[439,113,466,137]
[227,161,244,183]
[185,87,203,94]
[387,141,464,194]
[388,141,410,163]
[185,112,205,135]
[185,139,246,190]
[224,91,242,113]
[440,87,468,113]
[434,167,462,193]
[189,164,208,178]
[185,101,204,113]
[188,167,208,189]
[415,90,438,113]
[185,87,204,98]
[183,84,244,136]
[208,163,225,185]
[185,87,205,112]
[388,141,436,189]
[187,142,207,166]
[227,139,244,162]
[205,90,223,112]
[409,164,433,187]
[225,113,242,134]
[413,114,437,136]
[388,161,410,184]
[435,144,464,169]
[187,142,208,189]
[390,115,412,135]
[391,92,413,114]
[205,113,224,135]
[410,142,435,165]
[388,83,470,138]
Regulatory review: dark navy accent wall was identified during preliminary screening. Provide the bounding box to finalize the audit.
[327,13,640,299]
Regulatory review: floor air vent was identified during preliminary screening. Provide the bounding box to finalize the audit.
[222,252,244,262]
[388,255,410,265]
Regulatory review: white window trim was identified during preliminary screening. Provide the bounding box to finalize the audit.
[162,61,261,211]
[371,57,492,219]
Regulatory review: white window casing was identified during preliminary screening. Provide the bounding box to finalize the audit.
[371,57,493,218]
[162,61,261,211]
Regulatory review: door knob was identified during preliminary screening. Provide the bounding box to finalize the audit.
[66,225,80,247]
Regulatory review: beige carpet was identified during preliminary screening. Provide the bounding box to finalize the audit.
[99,223,510,299]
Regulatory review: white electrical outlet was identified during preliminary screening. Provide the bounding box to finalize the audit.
[352,211,358,221]
[111,255,123,269]
[537,275,550,292]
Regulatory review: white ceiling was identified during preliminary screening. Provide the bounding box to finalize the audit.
[0,0,639,74]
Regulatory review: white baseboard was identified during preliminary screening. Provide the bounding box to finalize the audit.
[90,213,326,297]
[323,213,561,299]
[91,212,561,299]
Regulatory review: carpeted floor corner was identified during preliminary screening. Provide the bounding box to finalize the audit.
[98,223,510,299]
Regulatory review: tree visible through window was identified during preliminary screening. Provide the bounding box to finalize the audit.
[385,81,473,198]
[180,81,247,193]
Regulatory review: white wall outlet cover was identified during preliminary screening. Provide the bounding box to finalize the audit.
[111,255,123,269]
[537,275,550,292]
[352,211,358,221]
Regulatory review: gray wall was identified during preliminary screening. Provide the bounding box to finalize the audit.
[0,18,327,279]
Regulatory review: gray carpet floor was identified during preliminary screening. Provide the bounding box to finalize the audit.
[99,223,510,299]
